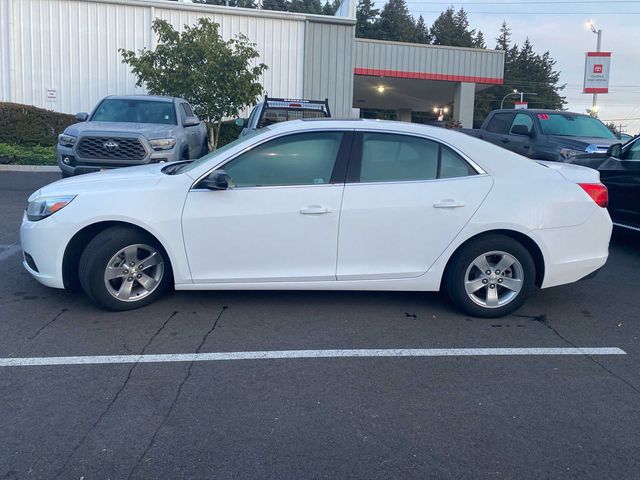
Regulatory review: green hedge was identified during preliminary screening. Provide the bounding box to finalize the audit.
[0,143,57,165]
[0,102,76,147]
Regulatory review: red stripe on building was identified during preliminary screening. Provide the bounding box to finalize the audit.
[586,52,611,57]
[583,88,609,93]
[353,68,503,85]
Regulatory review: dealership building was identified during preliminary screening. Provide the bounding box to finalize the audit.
[0,0,505,127]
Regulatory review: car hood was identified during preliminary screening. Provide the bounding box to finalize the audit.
[64,122,177,139]
[547,135,618,150]
[32,164,168,200]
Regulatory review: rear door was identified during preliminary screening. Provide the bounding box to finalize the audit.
[602,139,640,227]
[480,112,516,151]
[336,131,493,280]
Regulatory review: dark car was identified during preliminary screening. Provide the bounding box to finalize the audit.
[462,109,619,162]
[570,137,640,231]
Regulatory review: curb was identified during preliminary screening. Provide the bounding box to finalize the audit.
[0,165,60,173]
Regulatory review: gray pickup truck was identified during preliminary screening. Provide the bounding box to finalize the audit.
[57,95,207,176]
[461,109,619,162]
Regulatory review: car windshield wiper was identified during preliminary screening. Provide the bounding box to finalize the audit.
[162,161,191,175]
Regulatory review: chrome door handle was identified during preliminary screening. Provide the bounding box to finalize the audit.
[300,205,331,215]
[433,199,465,209]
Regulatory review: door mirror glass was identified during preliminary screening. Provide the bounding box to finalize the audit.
[75,112,89,122]
[607,143,622,158]
[235,118,245,127]
[200,169,230,190]
[183,117,200,127]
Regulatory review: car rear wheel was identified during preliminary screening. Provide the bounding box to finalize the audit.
[78,227,170,311]
[445,234,536,318]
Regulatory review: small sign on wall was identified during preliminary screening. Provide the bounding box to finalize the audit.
[46,88,57,101]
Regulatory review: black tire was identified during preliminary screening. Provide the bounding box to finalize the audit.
[78,226,171,311]
[181,146,190,160]
[444,234,536,318]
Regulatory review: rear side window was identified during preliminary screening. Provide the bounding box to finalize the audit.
[486,113,516,134]
[357,133,476,183]
[181,103,195,118]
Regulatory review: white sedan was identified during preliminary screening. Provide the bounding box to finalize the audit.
[20,119,612,317]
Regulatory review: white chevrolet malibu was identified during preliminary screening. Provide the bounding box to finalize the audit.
[20,119,611,317]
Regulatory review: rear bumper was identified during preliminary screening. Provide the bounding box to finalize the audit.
[530,206,612,289]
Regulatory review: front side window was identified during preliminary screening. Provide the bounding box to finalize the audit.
[181,103,195,119]
[91,99,177,125]
[358,133,476,183]
[510,113,534,134]
[625,138,640,160]
[224,132,344,187]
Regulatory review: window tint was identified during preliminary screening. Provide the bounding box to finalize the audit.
[440,146,477,178]
[486,113,515,134]
[360,133,438,182]
[91,99,177,125]
[510,113,533,134]
[538,114,616,139]
[224,132,343,187]
[181,103,195,118]
[358,133,476,183]
[625,139,640,160]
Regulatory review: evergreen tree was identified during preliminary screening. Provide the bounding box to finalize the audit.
[430,7,482,48]
[356,0,380,38]
[496,21,511,51]
[415,15,431,44]
[322,0,342,15]
[376,0,419,43]
[262,0,289,11]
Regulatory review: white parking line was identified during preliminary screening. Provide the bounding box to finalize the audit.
[0,347,626,367]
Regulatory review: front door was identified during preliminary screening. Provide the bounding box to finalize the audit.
[337,132,493,280]
[182,131,349,283]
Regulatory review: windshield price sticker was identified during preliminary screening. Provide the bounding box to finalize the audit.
[537,114,549,120]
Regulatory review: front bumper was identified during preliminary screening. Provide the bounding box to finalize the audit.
[57,143,176,176]
[20,213,68,289]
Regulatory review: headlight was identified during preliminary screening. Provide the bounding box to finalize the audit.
[149,138,177,151]
[559,148,585,160]
[26,195,76,222]
[58,134,77,147]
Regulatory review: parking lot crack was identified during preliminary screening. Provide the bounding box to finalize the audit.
[126,306,228,480]
[52,310,179,480]
[516,314,640,396]
[9,309,67,357]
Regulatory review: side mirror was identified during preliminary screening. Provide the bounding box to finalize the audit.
[75,112,89,122]
[183,117,200,127]
[607,143,622,158]
[199,169,230,190]
[235,118,245,127]
[511,124,533,136]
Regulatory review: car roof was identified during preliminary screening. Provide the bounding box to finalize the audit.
[103,95,180,103]
[490,108,591,117]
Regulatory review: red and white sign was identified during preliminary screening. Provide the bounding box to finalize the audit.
[583,52,611,94]
[514,101,528,110]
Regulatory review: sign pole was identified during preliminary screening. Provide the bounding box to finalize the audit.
[592,28,602,115]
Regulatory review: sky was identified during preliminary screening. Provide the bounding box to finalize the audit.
[375,0,640,134]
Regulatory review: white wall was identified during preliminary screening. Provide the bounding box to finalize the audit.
[0,0,310,114]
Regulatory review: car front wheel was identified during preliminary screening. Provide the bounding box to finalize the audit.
[445,235,536,318]
[78,227,170,311]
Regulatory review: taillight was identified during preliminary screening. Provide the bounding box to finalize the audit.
[579,183,608,208]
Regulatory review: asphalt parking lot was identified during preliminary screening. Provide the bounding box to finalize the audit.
[1,171,639,480]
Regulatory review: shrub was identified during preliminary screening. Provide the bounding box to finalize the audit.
[0,143,57,165]
[0,102,76,147]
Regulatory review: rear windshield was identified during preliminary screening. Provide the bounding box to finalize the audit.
[538,113,615,139]
[91,99,177,125]
[258,108,328,128]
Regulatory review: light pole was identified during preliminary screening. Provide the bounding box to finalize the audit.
[586,20,603,116]
[433,106,448,122]
[501,90,538,109]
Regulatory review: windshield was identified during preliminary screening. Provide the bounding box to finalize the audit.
[538,113,616,139]
[91,99,177,125]
[177,129,266,174]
